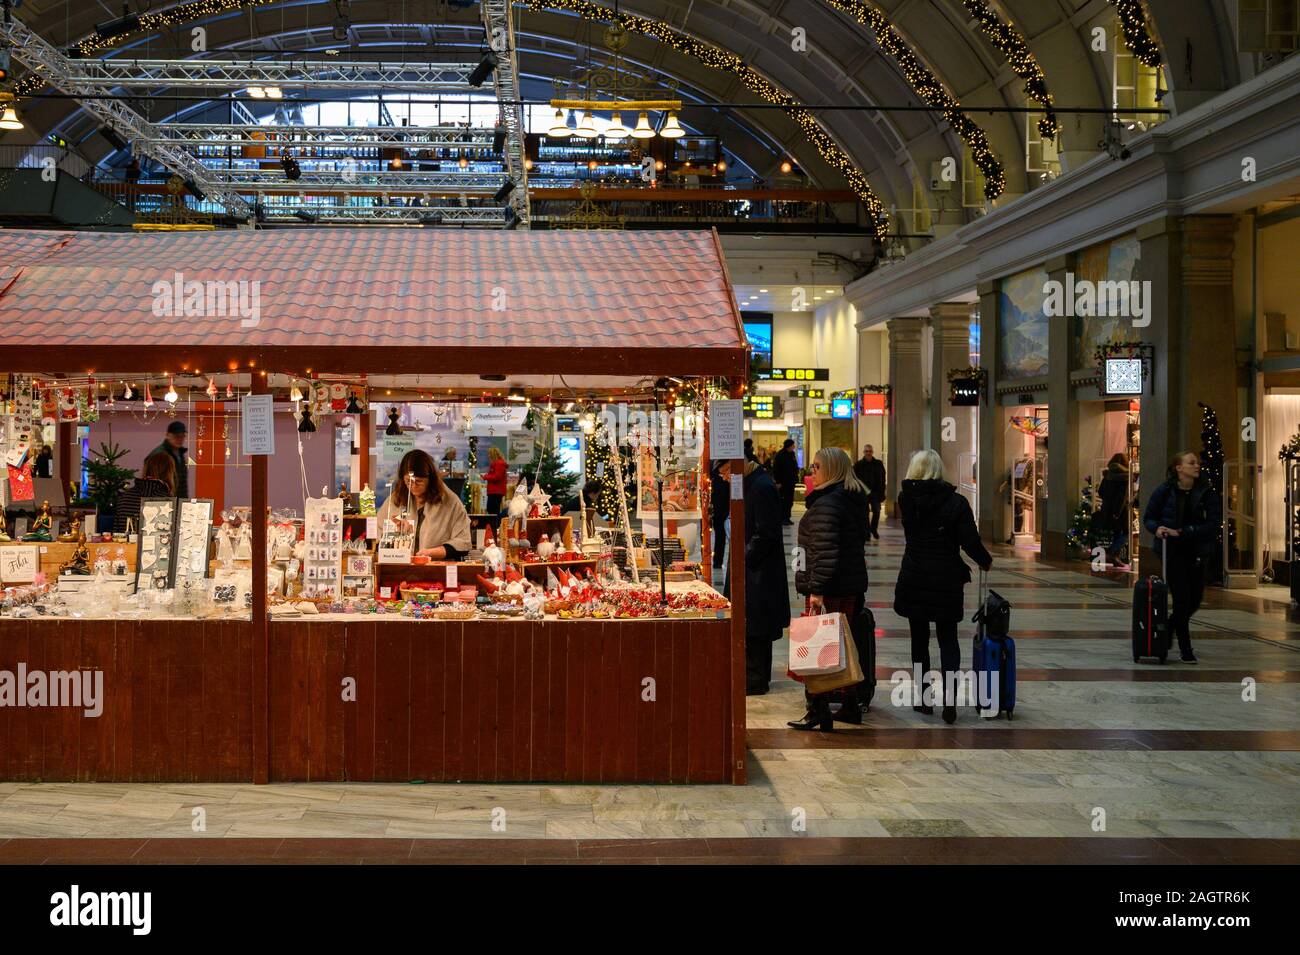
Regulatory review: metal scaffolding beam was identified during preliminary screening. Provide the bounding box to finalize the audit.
[66,58,480,92]
[205,168,505,194]
[481,0,531,226]
[150,123,496,150]
[0,15,252,218]
[259,205,510,226]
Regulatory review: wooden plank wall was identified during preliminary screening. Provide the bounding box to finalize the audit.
[0,619,254,782]
[267,619,733,784]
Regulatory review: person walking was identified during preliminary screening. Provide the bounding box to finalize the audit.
[150,421,189,498]
[1142,450,1222,663]
[789,446,871,731]
[854,444,886,540]
[893,449,992,724]
[483,445,508,515]
[1097,452,1130,568]
[723,460,789,694]
[710,459,729,570]
[771,438,799,526]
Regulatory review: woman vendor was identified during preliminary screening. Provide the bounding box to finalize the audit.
[377,449,473,559]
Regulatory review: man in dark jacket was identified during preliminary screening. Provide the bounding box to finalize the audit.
[722,461,790,694]
[710,460,729,570]
[151,421,189,498]
[853,445,886,540]
[771,438,800,526]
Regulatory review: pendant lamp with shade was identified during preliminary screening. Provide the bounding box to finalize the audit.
[630,111,655,139]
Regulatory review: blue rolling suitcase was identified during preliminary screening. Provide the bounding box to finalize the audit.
[972,570,1016,719]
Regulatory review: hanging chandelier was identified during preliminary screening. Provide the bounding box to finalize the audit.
[548,24,685,142]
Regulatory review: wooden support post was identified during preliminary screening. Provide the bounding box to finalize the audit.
[251,372,270,784]
[727,377,747,785]
[700,400,713,585]
[358,404,372,491]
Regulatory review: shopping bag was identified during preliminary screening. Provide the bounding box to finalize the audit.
[788,612,847,675]
[803,624,865,694]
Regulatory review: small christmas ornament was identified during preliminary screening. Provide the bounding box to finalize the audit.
[143,383,155,408]
[359,483,375,516]
[385,407,402,436]
[482,525,505,573]
[298,406,316,433]
[345,391,364,414]
[206,377,218,398]
[225,382,234,399]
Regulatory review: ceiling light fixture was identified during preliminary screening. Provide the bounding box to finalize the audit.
[574,110,599,139]
[547,108,571,138]
[604,111,630,139]
[659,112,684,138]
[630,111,655,139]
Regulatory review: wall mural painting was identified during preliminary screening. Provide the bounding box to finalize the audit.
[997,267,1050,379]
[1073,233,1141,368]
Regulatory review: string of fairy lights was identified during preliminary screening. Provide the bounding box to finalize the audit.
[522,0,891,234]
[1110,0,1163,67]
[821,0,1004,200]
[960,0,1059,139]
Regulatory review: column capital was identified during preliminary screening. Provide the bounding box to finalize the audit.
[928,301,974,324]
[886,317,925,355]
[1180,215,1236,286]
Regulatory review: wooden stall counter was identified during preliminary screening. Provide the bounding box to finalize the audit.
[268,615,737,784]
[0,541,139,581]
[0,616,254,782]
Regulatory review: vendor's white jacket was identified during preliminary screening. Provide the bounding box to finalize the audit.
[376,490,473,556]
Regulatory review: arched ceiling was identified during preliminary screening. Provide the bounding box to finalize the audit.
[6,0,1247,226]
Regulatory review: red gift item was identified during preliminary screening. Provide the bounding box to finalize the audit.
[475,574,499,594]
[504,565,523,583]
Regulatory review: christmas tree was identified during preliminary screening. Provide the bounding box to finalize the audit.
[1065,476,1097,557]
[583,423,635,521]
[1198,402,1225,579]
[522,443,580,513]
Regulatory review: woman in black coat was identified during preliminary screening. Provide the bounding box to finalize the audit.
[1096,453,1130,567]
[724,461,790,695]
[1142,450,1222,663]
[710,460,730,570]
[894,449,992,724]
[790,446,870,732]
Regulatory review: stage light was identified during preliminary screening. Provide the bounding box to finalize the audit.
[469,51,498,88]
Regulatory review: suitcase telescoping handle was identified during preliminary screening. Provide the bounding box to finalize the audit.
[976,567,988,639]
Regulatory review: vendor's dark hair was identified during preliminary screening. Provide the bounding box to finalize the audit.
[391,449,445,509]
[1107,452,1127,470]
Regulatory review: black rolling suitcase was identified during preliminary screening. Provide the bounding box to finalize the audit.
[1132,538,1171,664]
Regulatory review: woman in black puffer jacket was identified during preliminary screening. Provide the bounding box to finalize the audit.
[894,449,992,725]
[790,446,870,732]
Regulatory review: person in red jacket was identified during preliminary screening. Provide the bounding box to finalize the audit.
[484,446,508,515]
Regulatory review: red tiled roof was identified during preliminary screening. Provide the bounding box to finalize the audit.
[0,228,745,357]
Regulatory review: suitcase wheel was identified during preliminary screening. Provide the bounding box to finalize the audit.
[1004,709,1013,721]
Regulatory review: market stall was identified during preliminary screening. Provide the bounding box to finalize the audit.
[0,227,749,784]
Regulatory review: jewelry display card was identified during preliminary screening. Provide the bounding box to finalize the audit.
[135,498,177,592]
[303,496,344,596]
[174,498,215,583]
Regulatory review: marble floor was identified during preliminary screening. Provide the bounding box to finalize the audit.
[2,516,1298,864]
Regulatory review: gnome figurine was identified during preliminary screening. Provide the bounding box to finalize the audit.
[507,479,530,531]
[481,525,505,573]
[535,533,556,561]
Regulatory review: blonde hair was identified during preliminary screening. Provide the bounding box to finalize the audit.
[906,449,946,481]
[743,460,759,477]
[814,446,867,494]
[488,446,504,463]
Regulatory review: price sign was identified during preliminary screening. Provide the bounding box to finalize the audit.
[445,564,458,589]
[0,545,37,584]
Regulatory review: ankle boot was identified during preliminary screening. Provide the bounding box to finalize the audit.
[788,699,833,732]
[833,698,862,724]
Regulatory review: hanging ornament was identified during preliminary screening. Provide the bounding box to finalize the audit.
[385,407,402,436]
[143,383,155,408]
[206,377,218,398]
[298,406,317,433]
[164,378,179,404]
[225,382,234,400]
[289,383,304,403]
[122,382,134,401]
[345,392,363,414]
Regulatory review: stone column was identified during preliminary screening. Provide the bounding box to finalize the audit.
[976,281,1006,543]
[886,318,925,517]
[928,303,976,488]
[1136,217,1182,572]
[1042,253,1077,560]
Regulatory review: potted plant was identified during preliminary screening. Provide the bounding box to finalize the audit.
[85,441,137,533]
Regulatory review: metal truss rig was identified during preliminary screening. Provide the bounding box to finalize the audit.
[151,124,497,150]
[482,0,530,227]
[0,15,252,218]
[207,169,505,195]
[69,58,481,93]
[261,205,509,226]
